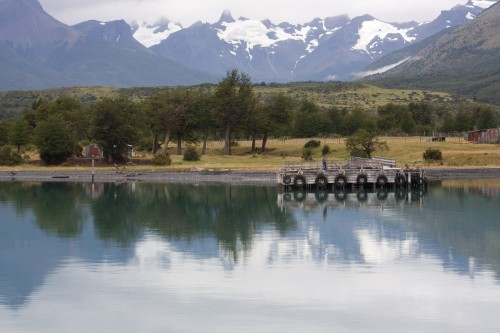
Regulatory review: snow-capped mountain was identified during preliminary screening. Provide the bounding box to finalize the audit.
[0,0,497,90]
[143,0,496,82]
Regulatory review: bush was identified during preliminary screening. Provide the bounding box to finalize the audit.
[321,144,331,156]
[151,152,172,166]
[302,148,313,161]
[423,147,443,161]
[183,146,200,161]
[304,139,321,149]
[0,146,23,166]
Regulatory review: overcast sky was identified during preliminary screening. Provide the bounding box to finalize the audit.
[38,0,470,26]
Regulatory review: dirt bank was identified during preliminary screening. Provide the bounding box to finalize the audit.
[1,168,500,185]
[0,169,278,185]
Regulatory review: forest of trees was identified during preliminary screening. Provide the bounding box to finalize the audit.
[0,70,498,165]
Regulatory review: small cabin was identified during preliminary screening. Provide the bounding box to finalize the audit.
[465,129,499,143]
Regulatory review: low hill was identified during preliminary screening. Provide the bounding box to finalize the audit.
[0,82,490,120]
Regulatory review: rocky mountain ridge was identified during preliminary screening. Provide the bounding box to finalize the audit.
[0,0,214,90]
[0,0,497,90]
[141,0,496,81]
[364,1,500,104]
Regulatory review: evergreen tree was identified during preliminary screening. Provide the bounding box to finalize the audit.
[260,93,294,151]
[0,121,9,146]
[292,99,329,138]
[34,115,74,165]
[212,69,255,155]
[8,118,31,153]
[454,110,473,132]
[144,89,194,155]
[440,112,456,133]
[91,97,141,163]
[476,107,497,129]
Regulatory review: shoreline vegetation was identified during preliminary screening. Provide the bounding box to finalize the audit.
[1,137,500,184]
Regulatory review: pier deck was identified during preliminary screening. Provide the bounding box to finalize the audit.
[277,157,426,189]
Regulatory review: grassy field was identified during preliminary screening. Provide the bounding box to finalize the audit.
[192,137,500,169]
[3,137,498,172]
[253,83,455,112]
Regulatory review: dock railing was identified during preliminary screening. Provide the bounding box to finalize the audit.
[282,159,344,171]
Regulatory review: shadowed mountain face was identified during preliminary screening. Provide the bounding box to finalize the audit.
[73,20,147,52]
[0,0,215,90]
[0,0,82,49]
[363,2,500,104]
[0,0,497,90]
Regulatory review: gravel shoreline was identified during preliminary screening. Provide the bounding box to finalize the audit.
[1,168,500,185]
[0,169,278,185]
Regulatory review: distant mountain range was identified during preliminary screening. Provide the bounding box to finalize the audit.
[0,0,215,90]
[137,0,496,82]
[364,1,500,105]
[0,0,498,93]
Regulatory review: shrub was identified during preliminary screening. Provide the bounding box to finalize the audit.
[183,146,200,161]
[302,148,313,161]
[321,144,331,156]
[151,152,172,166]
[423,147,443,161]
[304,139,321,149]
[0,146,23,166]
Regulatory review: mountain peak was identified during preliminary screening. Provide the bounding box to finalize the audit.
[72,19,147,51]
[0,0,42,10]
[0,0,82,48]
[218,10,235,24]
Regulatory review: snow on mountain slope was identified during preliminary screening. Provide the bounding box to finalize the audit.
[358,0,498,80]
[133,0,498,82]
[131,19,182,47]
[216,18,332,54]
[470,0,497,8]
[352,20,416,55]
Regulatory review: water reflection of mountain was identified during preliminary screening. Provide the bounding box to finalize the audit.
[0,182,296,308]
[0,181,499,309]
[0,200,134,308]
[279,184,500,280]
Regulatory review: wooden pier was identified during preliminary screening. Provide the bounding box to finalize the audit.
[277,157,427,190]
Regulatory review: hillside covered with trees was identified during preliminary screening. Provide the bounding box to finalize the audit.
[0,72,498,166]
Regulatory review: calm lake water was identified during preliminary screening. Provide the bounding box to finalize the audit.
[1,180,500,332]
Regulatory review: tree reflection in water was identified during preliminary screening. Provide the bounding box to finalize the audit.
[0,182,297,261]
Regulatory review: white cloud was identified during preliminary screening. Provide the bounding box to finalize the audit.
[2,233,500,332]
[38,0,475,26]
[353,57,411,79]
